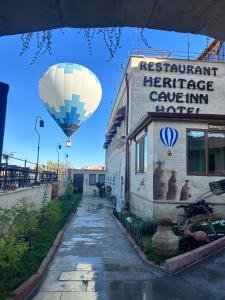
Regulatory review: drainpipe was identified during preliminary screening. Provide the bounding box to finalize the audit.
[125,73,130,208]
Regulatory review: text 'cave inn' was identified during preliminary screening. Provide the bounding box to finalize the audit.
[104,41,225,220]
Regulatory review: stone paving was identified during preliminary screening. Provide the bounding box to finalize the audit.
[33,196,225,300]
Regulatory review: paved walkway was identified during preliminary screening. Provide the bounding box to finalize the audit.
[33,196,225,300]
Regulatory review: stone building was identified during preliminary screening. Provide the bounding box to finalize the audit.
[104,43,225,220]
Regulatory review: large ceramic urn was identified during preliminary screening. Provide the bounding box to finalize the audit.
[152,218,179,257]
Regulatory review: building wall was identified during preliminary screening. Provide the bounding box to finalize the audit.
[128,119,225,220]
[105,55,225,221]
[152,120,225,220]
[105,77,127,202]
[106,143,126,202]
[129,126,154,220]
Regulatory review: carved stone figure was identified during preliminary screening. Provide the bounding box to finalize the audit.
[153,161,164,200]
[166,171,177,200]
[180,179,191,201]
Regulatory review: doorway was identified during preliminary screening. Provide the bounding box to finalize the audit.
[73,174,84,194]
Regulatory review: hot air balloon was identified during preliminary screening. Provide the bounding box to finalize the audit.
[160,127,178,156]
[39,63,102,147]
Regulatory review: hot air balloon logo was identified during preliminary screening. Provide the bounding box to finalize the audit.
[160,127,178,156]
[39,63,102,147]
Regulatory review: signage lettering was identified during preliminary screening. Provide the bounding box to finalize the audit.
[140,60,219,114]
[208,124,225,130]
[140,61,218,76]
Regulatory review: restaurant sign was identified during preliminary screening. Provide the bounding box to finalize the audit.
[139,59,223,114]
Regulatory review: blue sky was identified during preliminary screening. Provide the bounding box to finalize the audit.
[0,28,211,168]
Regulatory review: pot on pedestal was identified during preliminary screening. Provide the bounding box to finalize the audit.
[152,218,179,257]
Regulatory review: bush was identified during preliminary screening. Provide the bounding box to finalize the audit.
[42,200,62,226]
[121,211,156,235]
[64,180,74,197]
[0,198,39,269]
[0,192,81,300]
[0,236,28,268]
[138,219,156,235]
[142,236,164,265]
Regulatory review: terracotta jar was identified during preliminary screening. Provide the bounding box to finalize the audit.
[152,218,179,257]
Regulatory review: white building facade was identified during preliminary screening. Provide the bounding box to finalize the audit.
[105,55,225,220]
[69,168,105,195]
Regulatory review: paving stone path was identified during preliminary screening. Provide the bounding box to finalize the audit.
[33,195,225,300]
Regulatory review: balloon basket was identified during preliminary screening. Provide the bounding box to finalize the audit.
[66,138,72,147]
[167,150,172,156]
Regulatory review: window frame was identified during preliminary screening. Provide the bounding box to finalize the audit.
[135,134,147,174]
[89,174,97,185]
[186,128,225,176]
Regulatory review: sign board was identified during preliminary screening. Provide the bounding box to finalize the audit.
[208,123,225,130]
[131,57,225,117]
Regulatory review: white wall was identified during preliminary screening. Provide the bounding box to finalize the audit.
[70,169,106,196]
[0,184,52,209]
[129,126,154,220]
[105,55,225,221]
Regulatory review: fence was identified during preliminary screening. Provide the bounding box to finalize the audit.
[131,48,225,62]
[113,209,143,249]
[0,154,57,190]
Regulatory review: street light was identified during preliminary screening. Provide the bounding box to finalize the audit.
[56,143,61,181]
[35,116,44,184]
[65,153,68,180]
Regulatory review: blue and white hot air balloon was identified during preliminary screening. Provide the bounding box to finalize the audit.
[160,127,178,155]
[39,63,102,146]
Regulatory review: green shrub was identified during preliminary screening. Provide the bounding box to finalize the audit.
[142,236,164,265]
[138,219,156,235]
[121,211,156,236]
[42,200,62,226]
[0,236,28,268]
[0,198,39,269]
[0,193,81,300]
[64,180,74,197]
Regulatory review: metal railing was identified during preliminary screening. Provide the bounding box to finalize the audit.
[0,154,57,190]
[131,48,225,62]
[113,209,143,249]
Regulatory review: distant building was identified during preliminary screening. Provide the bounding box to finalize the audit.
[81,165,105,171]
[104,42,225,220]
[69,168,105,195]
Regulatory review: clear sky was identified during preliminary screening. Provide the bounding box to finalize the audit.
[0,28,211,168]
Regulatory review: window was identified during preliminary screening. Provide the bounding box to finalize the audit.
[136,135,147,173]
[98,174,105,184]
[187,130,225,175]
[89,174,96,185]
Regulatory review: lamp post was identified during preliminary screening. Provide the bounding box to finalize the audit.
[56,143,61,181]
[35,116,44,184]
[65,153,68,180]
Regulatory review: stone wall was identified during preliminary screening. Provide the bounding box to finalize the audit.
[0,184,52,209]
[130,192,153,220]
[0,181,67,210]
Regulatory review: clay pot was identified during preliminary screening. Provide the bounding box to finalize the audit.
[152,218,179,257]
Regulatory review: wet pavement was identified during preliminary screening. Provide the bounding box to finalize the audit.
[33,196,225,300]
